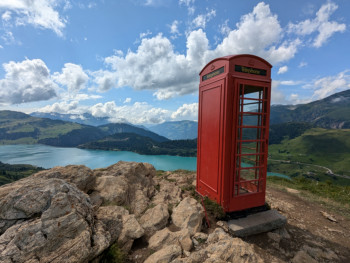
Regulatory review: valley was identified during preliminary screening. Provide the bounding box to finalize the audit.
[1,89,350,185]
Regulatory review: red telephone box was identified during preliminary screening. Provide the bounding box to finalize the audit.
[196,54,272,212]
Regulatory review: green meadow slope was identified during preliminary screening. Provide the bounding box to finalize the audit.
[0,110,106,146]
[268,128,350,178]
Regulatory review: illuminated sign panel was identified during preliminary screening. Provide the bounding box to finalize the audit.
[235,65,266,76]
[202,67,225,81]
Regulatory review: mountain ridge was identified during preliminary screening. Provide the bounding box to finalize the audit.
[0,110,169,147]
[148,120,198,140]
[270,89,350,128]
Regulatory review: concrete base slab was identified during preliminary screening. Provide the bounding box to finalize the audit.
[228,209,287,237]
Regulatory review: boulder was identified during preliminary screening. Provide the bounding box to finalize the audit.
[94,161,155,190]
[94,206,125,242]
[171,197,204,235]
[177,229,193,252]
[139,204,169,238]
[131,189,151,217]
[291,250,318,263]
[117,208,144,252]
[144,244,182,263]
[32,165,96,193]
[0,178,99,263]
[152,179,182,207]
[92,161,155,215]
[166,171,195,187]
[148,228,192,252]
[148,228,176,250]
[93,175,129,206]
[180,228,263,263]
[204,228,263,262]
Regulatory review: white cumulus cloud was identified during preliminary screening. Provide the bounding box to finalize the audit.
[171,103,198,120]
[2,10,11,21]
[0,0,66,36]
[99,2,303,100]
[278,66,288,74]
[90,101,171,124]
[0,58,58,104]
[53,63,89,93]
[192,9,216,29]
[311,70,350,100]
[124,97,132,103]
[38,101,80,114]
[213,2,300,64]
[288,2,346,47]
[169,20,181,38]
[104,31,204,99]
[91,69,118,92]
[179,0,195,15]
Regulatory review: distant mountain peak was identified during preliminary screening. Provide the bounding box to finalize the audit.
[270,88,350,129]
[148,120,198,140]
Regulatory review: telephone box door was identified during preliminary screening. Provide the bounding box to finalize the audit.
[230,79,270,211]
[197,79,225,203]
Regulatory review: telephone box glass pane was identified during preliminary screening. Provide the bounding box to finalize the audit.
[235,84,267,196]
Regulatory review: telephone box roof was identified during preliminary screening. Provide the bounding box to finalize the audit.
[199,54,272,75]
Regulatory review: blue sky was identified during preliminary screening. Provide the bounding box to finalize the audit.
[0,0,349,124]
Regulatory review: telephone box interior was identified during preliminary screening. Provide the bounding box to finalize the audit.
[196,54,272,212]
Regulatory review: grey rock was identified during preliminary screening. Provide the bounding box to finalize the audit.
[92,161,155,215]
[144,244,182,263]
[204,228,263,262]
[148,228,176,250]
[192,232,208,246]
[291,250,318,263]
[152,179,182,207]
[171,197,204,235]
[139,204,169,238]
[117,207,144,252]
[95,206,124,242]
[0,178,97,263]
[148,227,192,252]
[32,165,96,193]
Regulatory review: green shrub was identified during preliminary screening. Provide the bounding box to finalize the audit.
[100,243,126,263]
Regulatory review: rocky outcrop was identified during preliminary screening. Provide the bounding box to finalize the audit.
[0,161,155,263]
[3,160,341,263]
[0,178,97,262]
[205,228,263,262]
[0,162,268,263]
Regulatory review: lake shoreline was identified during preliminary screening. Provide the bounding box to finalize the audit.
[0,144,289,179]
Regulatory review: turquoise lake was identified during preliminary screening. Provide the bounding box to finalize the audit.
[0,144,288,178]
[0,144,197,171]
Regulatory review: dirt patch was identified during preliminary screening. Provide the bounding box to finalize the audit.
[243,186,350,262]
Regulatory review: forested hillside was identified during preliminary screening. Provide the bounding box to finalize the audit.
[99,123,169,142]
[0,110,107,146]
[0,161,44,186]
[79,133,197,156]
[0,111,168,147]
